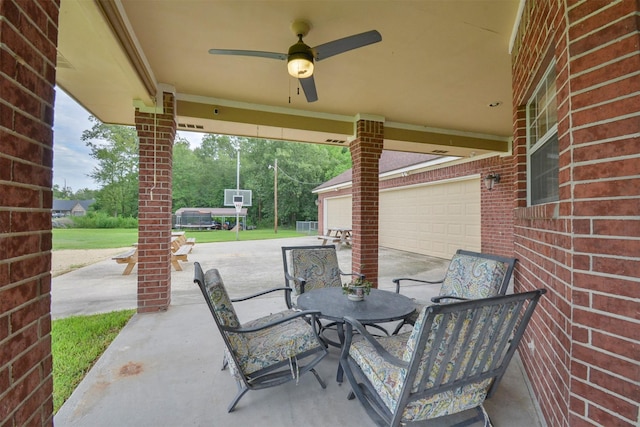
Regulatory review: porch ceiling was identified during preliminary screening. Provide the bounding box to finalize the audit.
[56,0,519,157]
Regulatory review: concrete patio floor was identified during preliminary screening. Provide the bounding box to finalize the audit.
[53,235,545,427]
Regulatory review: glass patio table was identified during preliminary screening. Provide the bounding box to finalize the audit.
[296,287,415,382]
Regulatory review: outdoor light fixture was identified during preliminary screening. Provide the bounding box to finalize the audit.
[287,36,314,78]
[484,173,501,190]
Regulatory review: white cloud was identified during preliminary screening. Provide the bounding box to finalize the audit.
[177,130,205,148]
[53,89,97,190]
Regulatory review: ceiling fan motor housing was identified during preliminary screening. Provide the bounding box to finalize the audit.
[287,38,314,77]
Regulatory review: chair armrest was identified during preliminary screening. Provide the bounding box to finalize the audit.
[340,316,408,369]
[283,270,307,293]
[230,287,292,302]
[431,295,468,304]
[393,277,444,293]
[221,310,322,334]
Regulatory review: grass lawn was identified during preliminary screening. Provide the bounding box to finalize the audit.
[53,228,309,250]
[52,309,136,413]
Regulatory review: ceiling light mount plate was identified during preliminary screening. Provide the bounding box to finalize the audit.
[291,20,311,37]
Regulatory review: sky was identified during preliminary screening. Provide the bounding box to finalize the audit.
[53,88,205,191]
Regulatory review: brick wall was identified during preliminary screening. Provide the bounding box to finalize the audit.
[0,0,59,425]
[350,120,383,286]
[512,1,640,426]
[135,93,176,313]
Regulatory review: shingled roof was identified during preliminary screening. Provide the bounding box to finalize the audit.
[314,151,444,191]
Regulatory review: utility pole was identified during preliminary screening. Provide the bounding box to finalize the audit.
[274,158,278,234]
[235,146,240,241]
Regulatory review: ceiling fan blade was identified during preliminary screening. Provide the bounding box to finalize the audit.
[208,49,287,61]
[299,75,318,103]
[312,30,382,61]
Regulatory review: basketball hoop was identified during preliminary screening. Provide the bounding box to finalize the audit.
[233,201,243,213]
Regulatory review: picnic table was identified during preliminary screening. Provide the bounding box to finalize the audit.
[113,233,196,274]
[317,227,352,249]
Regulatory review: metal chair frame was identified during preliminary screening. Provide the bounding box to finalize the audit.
[392,249,518,334]
[194,262,328,412]
[340,289,546,427]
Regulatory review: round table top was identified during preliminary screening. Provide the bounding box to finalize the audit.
[296,287,415,323]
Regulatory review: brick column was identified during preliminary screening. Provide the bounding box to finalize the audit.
[134,92,176,313]
[0,1,59,425]
[350,118,384,286]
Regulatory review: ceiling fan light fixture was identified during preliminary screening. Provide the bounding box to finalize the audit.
[287,38,314,78]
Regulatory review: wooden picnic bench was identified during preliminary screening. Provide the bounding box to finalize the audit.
[171,244,191,271]
[171,233,195,252]
[113,234,194,274]
[112,248,138,275]
[317,227,352,250]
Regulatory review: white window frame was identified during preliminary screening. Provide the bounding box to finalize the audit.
[526,61,559,206]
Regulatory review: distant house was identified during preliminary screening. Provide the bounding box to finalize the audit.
[52,199,95,217]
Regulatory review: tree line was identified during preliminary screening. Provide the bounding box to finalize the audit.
[55,117,352,228]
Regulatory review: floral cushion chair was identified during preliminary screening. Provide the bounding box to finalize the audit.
[281,245,363,308]
[281,245,367,342]
[193,263,327,413]
[392,249,517,334]
[339,289,546,427]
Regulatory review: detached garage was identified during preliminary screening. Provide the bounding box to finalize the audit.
[379,177,480,259]
[315,151,510,259]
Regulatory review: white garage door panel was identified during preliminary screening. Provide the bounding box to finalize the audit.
[380,178,480,259]
[325,196,352,229]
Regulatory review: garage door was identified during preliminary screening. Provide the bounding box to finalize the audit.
[324,196,352,229]
[379,176,481,259]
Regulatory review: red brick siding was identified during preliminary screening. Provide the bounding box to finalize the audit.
[0,0,59,425]
[513,1,640,426]
[135,93,176,313]
[350,120,383,286]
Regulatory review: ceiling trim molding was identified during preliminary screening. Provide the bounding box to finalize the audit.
[96,0,157,98]
[355,113,386,123]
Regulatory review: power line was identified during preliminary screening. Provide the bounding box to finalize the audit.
[276,164,324,186]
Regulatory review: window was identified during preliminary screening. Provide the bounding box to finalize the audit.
[527,62,558,205]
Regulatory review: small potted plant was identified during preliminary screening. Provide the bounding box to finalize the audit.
[342,277,373,301]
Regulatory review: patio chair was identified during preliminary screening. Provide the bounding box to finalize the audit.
[281,245,368,343]
[340,289,546,427]
[392,249,517,334]
[281,245,363,309]
[193,262,328,412]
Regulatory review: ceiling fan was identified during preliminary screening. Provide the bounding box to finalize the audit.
[208,20,382,103]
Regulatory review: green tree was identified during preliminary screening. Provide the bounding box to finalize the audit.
[82,117,138,217]
[170,134,352,227]
[53,184,74,199]
[53,185,97,201]
[172,138,200,210]
[73,188,98,201]
[192,134,239,207]
[242,139,351,227]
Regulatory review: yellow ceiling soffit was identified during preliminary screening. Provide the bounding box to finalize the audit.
[176,100,354,136]
[385,125,510,153]
[97,0,156,99]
